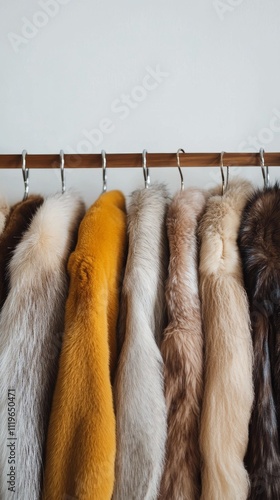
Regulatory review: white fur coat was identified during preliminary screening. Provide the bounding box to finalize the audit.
[113,184,169,500]
[0,192,85,500]
[198,179,254,500]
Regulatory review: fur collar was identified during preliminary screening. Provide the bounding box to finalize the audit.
[238,183,280,499]
[199,179,254,500]
[0,195,44,309]
[159,188,208,500]
[113,184,169,500]
[0,191,85,500]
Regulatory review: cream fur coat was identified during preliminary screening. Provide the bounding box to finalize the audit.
[159,188,208,500]
[113,184,169,500]
[199,179,254,500]
[0,197,9,234]
[0,192,85,500]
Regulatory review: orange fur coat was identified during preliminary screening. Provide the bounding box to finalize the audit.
[42,190,127,500]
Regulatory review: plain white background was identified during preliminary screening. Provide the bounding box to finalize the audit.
[1,0,280,206]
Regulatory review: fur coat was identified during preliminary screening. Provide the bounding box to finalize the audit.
[113,184,169,500]
[159,188,208,500]
[198,179,254,500]
[0,192,85,500]
[0,197,10,235]
[43,190,127,500]
[0,195,44,308]
[238,184,280,499]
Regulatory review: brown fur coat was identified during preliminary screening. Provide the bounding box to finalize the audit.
[238,184,280,499]
[159,188,208,500]
[0,195,43,308]
[199,179,254,500]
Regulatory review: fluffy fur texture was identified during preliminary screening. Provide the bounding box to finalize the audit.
[0,197,9,234]
[159,188,208,500]
[43,191,127,500]
[238,184,280,499]
[198,179,254,500]
[0,195,44,308]
[0,192,85,500]
[113,184,169,500]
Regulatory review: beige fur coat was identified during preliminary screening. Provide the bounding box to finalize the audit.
[198,179,254,500]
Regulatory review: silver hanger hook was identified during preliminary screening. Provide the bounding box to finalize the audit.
[176,148,185,191]
[220,151,229,196]
[260,148,270,188]
[60,150,65,194]
[142,149,150,189]
[101,150,107,193]
[22,149,29,200]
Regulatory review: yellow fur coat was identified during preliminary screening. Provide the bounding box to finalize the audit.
[43,190,127,500]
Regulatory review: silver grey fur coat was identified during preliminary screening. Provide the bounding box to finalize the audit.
[113,184,169,500]
[0,192,85,500]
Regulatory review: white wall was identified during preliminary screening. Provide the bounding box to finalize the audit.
[1,0,280,206]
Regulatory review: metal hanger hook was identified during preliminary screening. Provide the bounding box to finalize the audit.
[101,150,107,193]
[60,150,65,194]
[176,148,185,191]
[22,149,29,200]
[142,149,150,189]
[260,148,270,188]
[220,151,229,195]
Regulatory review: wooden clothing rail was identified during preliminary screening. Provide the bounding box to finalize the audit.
[0,152,280,169]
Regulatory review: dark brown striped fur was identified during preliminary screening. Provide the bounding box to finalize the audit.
[238,183,280,499]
